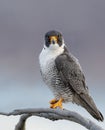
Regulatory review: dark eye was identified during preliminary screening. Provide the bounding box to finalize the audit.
[58,34,62,38]
[58,35,60,38]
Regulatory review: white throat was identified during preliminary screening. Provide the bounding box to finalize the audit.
[39,43,65,69]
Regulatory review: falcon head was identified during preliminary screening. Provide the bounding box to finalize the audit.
[45,30,64,49]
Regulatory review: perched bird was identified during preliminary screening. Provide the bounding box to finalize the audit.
[39,30,104,121]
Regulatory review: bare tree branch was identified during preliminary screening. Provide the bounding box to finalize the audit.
[0,108,104,130]
[15,114,31,130]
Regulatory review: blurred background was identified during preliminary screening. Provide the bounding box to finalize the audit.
[0,0,105,129]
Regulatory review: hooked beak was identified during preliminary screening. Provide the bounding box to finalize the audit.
[50,36,58,44]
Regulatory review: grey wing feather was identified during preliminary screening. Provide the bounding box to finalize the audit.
[55,52,104,121]
[55,52,88,95]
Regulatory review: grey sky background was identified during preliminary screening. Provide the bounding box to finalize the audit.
[0,0,105,129]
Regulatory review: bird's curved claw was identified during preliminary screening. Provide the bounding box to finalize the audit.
[50,98,63,109]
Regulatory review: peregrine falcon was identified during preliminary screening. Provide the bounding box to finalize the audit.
[39,30,104,121]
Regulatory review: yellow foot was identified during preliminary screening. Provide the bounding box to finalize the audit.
[50,98,63,109]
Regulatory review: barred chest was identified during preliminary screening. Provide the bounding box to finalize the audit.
[39,47,61,87]
[39,47,73,102]
[39,50,65,99]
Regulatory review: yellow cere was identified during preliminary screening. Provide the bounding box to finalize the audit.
[50,36,58,43]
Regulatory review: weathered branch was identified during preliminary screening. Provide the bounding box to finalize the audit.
[0,108,104,130]
[15,114,31,130]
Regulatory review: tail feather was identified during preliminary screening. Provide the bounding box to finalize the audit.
[75,93,104,121]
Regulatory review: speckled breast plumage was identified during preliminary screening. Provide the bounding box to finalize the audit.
[39,48,73,102]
